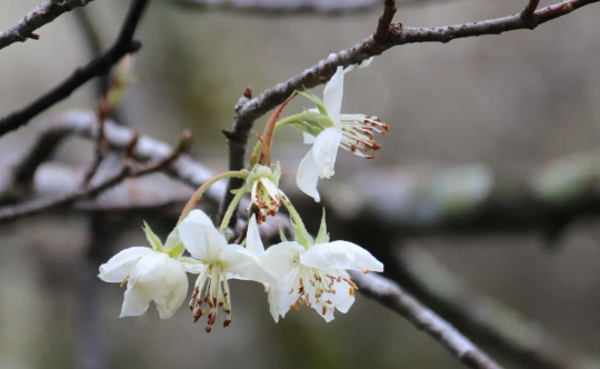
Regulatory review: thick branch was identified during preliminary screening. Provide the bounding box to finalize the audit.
[0,0,96,51]
[352,272,503,369]
[0,0,149,138]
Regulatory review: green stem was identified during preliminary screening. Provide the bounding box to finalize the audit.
[178,171,248,224]
[219,187,247,234]
[280,192,306,232]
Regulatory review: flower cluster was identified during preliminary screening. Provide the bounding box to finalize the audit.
[99,61,387,330]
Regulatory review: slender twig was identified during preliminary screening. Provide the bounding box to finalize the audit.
[0,128,190,224]
[0,0,149,138]
[0,0,96,51]
[374,0,397,42]
[351,272,503,369]
[522,0,542,26]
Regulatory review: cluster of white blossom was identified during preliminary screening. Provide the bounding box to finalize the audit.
[99,61,387,332]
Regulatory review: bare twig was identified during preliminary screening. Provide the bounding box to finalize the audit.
[522,0,542,26]
[0,0,149,138]
[0,0,96,51]
[351,272,503,369]
[374,0,397,42]
[0,128,191,224]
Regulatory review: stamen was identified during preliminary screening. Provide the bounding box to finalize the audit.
[119,276,129,288]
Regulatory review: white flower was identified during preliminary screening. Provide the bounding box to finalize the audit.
[98,222,195,320]
[178,209,269,332]
[249,213,384,322]
[296,59,389,202]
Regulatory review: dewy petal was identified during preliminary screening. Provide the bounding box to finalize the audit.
[303,132,316,145]
[311,127,342,178]
[296,148,321,202]
[260,241,304,279]
[178,209,228,260]
[120,283,152,317]
[323,66,345,122]
[300,240,384,272]
[245,214,265,257]
[98,247,151,283]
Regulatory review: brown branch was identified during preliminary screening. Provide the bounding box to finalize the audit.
[234,0,598,128]
[0,0,149,138]
[0,0,96,51]
[374,0,398,42]
[351,272,503,369]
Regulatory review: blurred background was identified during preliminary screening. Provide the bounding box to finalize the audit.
[1,0,600,368]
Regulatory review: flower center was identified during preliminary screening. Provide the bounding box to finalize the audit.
[290,266,358,316]
[338,115,389,159]
[251,179,282,223]
[189,264,232,332]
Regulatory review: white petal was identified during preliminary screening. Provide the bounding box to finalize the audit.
[128,251,170,283]
[300,241,383,272]
[311,303,336,322]
[323,66,345,122]
[153,259,189,319]
[296,148,321,202]
[245,214,265,257]
[180,258,206,274]
[311,127,342,178]
[178,209,228,260]
[275,268,301,320]
[303,132,316,145]
[267,284,282,323]
[120,284,151,317]
[221,245,271,284]
[98,247,151,283]
[335,292,355,314]
[260,242,304,279]
[330,278,356,314]
[260,177,280,200]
